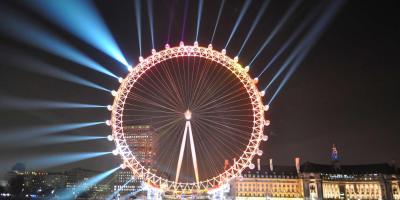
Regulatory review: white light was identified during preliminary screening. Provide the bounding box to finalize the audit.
[244,66,250,72]
[139,56,144,62]
[120,163,126,169]
[184,110,192,120]
[194,41,199,47]
[253,77,259,84]
[257,150,263,156]
[208,44,213,49]
[107,105,112,111]
[118,77,123,83]
[260,90,265,97]
[105,120,111,126]
[249,163,255,169]
[127,65,133,71]
[221,49,226,55]
[262,135,268,141]
[107,135,114,141]
[179,41,184,47]
[165,44,170,49]
[111,90,117,96]
[265,120,270,126]
[112,149,119,156]
[264,104,269,111]
[234,56,239,62]
[151,49,156,54]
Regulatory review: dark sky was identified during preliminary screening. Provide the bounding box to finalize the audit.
[0,0,399,178]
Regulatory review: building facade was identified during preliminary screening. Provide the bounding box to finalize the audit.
[230,162,399,200]
[301,162,400,200]
[123,125,158,167]
[112,169,141,193]
[231,165,304,200]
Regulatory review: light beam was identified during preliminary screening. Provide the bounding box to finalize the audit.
[196,0,204,42]
[224,0,252,49]
[211,0,226,43]
[21,152,111,170]
[146,0,155,49]
[248,0,302,66]
[0,95,106,110]
[2,53,111,92]
[268,0,345,105]
[0,7,118,78]
[106,177,134,200]
[135,0,142,56]
[257,3,322,78]
[0,122,105,144]
[181,0,190,41]
[237,0,271,56]
[25,0,129,67]
[58,166,120,200]
[21,135,107,147]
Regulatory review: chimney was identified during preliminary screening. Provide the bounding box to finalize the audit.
[269,158,273,171]
[295,157,300,174]
[257,158,261,171]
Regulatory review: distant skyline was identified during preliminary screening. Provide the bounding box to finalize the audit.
[1,0,399,179]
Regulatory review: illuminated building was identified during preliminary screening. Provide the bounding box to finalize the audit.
[112,169,141,193]
[123,125,158,167]
[23,171,48,195]
[45,172,67,190]
[301,162,399,200]
[232,161,304,200]
[64,168,113,199]
[299,144,400,200]
[230,156,399,200]
[65,168,98,190]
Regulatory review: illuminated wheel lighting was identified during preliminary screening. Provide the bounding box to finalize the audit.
[110,43,268,193]
[248,163,255,170]
[107,105,113,111]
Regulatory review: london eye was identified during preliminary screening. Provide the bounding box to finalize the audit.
[108,42,269,193]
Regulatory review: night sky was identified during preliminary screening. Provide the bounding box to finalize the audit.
[0,0,399,178]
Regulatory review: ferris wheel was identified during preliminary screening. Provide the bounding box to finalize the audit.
[107,41,269,193]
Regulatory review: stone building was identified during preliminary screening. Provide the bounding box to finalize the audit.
[301,162,400,200]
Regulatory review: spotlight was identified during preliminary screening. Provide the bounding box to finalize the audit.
[194,41,199,47]
[165,44,170,49]
[151,49,156,55]
[107,105,112,111]
[112,149,119,156]
[249,163,255,169]
[127,65,133,71]
[262,135,268,141]
[118,77,123,83]
[179,41,184,47]
[221,49,226,55]
[264,104,270,111]
[208,44,213,49]
[257,150,263,156]
[244,66,250,72]
[139,56,144,63]
[107,135,114,141]
[120,163,126,169]
[105,120,111,126]
[265,120,270,126]
[260,90,265,97]
[234,56,239,62]
[253,77,259,84]
[111,90,117,96]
